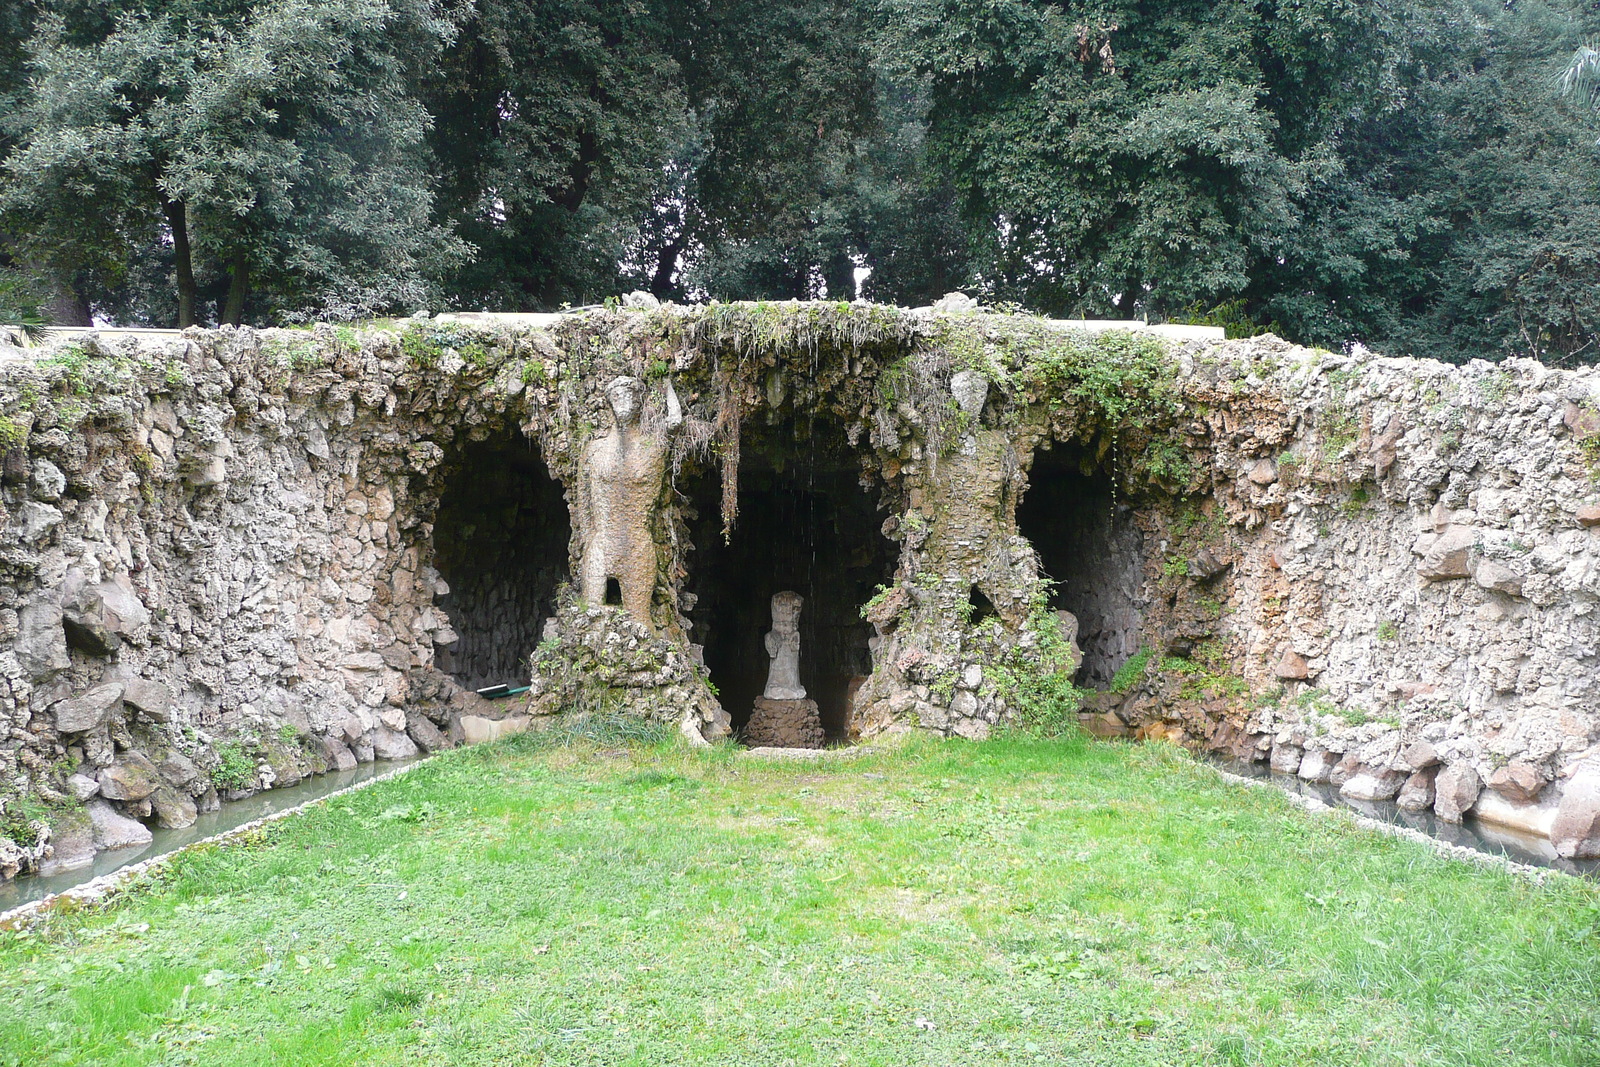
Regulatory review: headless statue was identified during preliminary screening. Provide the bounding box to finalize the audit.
[579,375,681,630]
[762,591,806,700]
[932,369,1019,622]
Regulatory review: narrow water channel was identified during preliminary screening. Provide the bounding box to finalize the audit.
[0,757,422,913]
[1219,759,1600,878]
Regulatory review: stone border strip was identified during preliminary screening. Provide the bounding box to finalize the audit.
[740,744,880,760]
[0,758,432,931]
[1206,763,1558,884]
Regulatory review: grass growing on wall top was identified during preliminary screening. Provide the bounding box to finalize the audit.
[2,734,1596,1065]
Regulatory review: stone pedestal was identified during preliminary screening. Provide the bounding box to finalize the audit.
[745,696,825,749]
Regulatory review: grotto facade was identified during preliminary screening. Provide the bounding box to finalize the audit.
[3,302,1600,881]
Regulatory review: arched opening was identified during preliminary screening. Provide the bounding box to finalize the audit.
[431,430,571,691]
[680,419,895,743]
[1016,442,1147,688]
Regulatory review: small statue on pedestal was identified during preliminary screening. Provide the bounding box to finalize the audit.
[763,591,806,700]
[745,590,824,748]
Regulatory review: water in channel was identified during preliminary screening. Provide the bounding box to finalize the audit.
[1218,758,1600,879]
[0,757,421,914]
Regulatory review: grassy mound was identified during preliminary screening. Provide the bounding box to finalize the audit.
[2,733,1596,1065]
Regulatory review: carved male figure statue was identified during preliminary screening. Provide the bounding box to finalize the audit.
[578,375,681,630]
[762,591,807,700]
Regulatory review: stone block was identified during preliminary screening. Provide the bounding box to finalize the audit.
[38,811,95,876]
[1297,748,1336,783]
[1395,766,1438,811]
[1247,458,1278,485]
[1472,560,1524,598]
[369,726,418,760]
[1274,650,1310,681]
[1418,526,1476,580]
[1474,790,1560,838]
[1551,765,1600,859]
[151,785,197,829]
[458,714,532,746]
[1433,763,1482,823]
[86,799,152,851]
[951,717,991,741]
[320,734,358,772]
[15,600,69,683]
[406,712,452,753]
[1341,769,1408,802]
[154,748,204,792]
[1329,752,1363,788]
[98,751,162,801]
[122,679,175,723]
[1400,741,1439,771]
[53,682,125,734]
[1487,761,1546,804]
[1577,504,1600,527]
[1269,743,1303,776]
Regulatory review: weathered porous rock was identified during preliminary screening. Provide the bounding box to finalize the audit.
[5,308,1600,864]
[1433,764,1483,824]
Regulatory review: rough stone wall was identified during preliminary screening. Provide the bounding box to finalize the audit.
[4,309,1600,879]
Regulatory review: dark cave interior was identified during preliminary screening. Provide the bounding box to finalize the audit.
[430,431,571,691]
[681,420,895,741]
[1015,443,1148,688]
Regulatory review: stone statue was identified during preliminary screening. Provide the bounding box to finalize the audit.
[924,368,1024,625]
[578,375,681,629]
[762,591,806,699]
[950,369,988,457]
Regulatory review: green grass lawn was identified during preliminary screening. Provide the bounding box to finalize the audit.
[2,730,1597,1066]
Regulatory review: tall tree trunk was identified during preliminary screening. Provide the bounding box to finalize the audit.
[21,254,90,325]
[222,250,248,325]
[163,198,196,328]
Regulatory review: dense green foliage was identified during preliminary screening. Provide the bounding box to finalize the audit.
[6,0,1600,361]
[2,734,1596,1063]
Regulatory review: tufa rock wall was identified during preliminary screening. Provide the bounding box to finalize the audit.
[1,305,1599,880]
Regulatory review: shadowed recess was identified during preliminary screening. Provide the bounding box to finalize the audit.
[681,416,894,740]
[430,431,570,691]
[1018,443,1148,688]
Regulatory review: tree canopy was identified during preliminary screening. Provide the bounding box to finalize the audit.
[3,0,1600,362]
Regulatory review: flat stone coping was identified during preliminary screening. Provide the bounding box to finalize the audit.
[740,744,879,759]
[7,309,1223,350]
